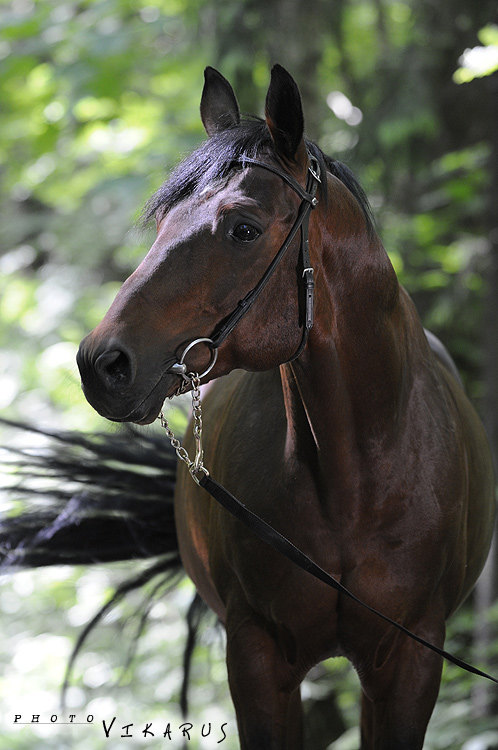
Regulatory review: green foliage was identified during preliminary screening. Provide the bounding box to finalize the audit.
[454,24,498,83]
[0,0,211,424]
[0,568,237,749]
[1,0,497,747]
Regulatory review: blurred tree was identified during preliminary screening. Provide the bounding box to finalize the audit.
[1,0,498,746]
[471,40,498,720]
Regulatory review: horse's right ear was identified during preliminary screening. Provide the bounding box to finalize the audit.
[265,64,305,163]
[200,67,240,137]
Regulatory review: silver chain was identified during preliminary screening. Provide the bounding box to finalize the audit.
[157,373,209,485]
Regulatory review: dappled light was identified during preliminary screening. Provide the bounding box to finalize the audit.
[1,0,498,748]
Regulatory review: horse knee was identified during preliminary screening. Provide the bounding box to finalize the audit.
[225,616,303,749]
[359,629,444,750]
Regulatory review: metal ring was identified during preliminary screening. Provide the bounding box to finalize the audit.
[179,337,218,380]
[190,464,210,485]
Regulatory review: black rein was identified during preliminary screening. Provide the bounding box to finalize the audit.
[171,153,497,684]
[209,153,320,361]
[199,473,497,684]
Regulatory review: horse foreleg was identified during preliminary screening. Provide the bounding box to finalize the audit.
[225,612,303,750]
[359,623,444,750]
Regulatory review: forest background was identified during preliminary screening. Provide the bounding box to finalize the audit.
[0,0,498,747]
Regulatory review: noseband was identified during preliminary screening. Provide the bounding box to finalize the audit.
[168,152,321,385]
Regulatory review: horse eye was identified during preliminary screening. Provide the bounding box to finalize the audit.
[231,223,261,242]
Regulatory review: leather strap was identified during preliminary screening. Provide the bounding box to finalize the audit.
[176,156,496,684]
[237,155,319,204]
[199,473,497,683]
[209,154,319,357]
[210,197,314,349]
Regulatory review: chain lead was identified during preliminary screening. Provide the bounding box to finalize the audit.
[158,373,209,485]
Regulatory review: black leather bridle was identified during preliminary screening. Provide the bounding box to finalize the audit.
[158,153,497,684]
[167,152,321,380]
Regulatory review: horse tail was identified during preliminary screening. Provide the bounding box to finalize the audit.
[0,418,210,712]
[0,418,180,567]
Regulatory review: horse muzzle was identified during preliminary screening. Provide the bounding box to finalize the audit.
[76,334,175,424]
[77,334,218,424]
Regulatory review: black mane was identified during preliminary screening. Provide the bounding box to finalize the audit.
[142,117,374,233]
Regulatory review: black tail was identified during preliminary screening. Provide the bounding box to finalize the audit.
[0,418,211,713]
[0,418,180,567]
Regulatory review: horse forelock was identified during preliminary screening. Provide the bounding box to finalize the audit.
[140,118,375,236]
[140,117,271,226]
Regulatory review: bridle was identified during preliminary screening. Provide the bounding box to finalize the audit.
[156,153,497,685]
[166,151,321,385]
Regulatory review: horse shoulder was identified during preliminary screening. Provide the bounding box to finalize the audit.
[174,369,286,621]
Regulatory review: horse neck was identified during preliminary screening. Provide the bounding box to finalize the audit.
[280,177,409,484]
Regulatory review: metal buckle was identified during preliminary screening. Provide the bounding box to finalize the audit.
[308,157,321,184]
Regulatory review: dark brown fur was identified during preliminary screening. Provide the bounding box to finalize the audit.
[77,66,495,749]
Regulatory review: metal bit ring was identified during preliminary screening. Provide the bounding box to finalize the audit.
[179,337,218,380]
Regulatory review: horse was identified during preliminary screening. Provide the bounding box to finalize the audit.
[74,64,495,749]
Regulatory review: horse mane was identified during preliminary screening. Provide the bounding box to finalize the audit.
[141,117,375,234]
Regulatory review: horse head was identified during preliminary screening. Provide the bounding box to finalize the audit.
[77,66,327,423]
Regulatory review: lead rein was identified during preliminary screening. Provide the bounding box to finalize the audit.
[157,373,497,684]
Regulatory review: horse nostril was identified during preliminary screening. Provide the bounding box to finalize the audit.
[95,349,133,388]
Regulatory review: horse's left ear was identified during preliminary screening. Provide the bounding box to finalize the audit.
[265,65,306,164]
[200,67,240,137]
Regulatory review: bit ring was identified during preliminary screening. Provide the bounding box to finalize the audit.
[179,337,218,380]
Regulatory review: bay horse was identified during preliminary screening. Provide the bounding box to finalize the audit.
[76,65,495,749]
